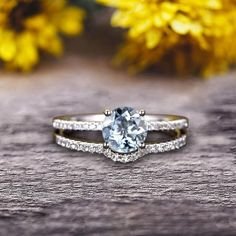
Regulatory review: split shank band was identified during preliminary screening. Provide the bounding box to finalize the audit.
[52,107,189,163]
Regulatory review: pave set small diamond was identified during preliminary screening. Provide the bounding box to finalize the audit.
[55,134,104,154]
[146,119,188,131]
[52,119,188,131]
[53,120,103,131]
[55,133,187,163]
[53,107,189,163]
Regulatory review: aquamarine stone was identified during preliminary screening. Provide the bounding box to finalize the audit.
[102,107,147,154]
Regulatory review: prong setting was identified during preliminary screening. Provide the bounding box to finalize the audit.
[103,142,109,149]
[104,109,111,116]
[139,142,146,149]
[139,109,146,116]
[102,107,148,154]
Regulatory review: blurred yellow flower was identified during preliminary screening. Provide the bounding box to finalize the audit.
[98,0,236,76]
[0,0,85,71]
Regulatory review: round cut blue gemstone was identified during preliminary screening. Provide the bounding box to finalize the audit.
[102,107,147,154]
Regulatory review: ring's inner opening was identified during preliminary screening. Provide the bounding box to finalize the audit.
[55,129,186,144]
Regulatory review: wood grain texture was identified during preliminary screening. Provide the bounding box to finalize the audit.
[0,20,235,236]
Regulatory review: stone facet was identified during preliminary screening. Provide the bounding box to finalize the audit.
[102,107,147,154]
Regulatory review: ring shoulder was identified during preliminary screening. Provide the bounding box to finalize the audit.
[52,119,103,131]
[146,119,188,131]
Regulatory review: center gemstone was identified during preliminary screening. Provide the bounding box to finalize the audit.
[102,107,147,154]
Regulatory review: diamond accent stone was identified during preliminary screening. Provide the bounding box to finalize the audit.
[102,107,147,154]
[52,116,188,132]
[55,133,187,163]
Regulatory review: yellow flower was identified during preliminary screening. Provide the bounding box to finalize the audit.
[0,0,85,71]
[98,0,236,76]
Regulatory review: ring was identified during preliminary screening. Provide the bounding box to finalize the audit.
[52,106,189,163]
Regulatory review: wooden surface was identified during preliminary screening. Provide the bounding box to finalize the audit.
[0,22,236,236]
